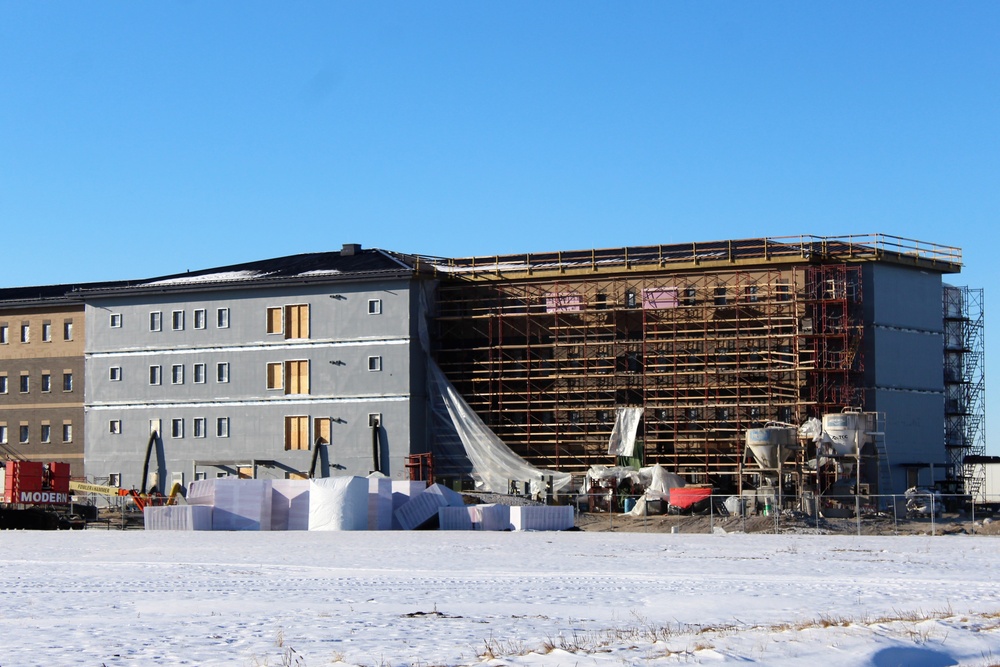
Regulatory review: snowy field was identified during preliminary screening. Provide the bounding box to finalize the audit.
[1,531,998,667]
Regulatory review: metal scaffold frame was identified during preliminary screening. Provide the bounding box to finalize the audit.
[433,261,869,489]
[943,285,987,497]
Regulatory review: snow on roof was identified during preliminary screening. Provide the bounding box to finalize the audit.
[142,270,274,286]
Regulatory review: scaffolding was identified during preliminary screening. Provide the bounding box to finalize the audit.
[943,285,987,497]
[428,235,963,491]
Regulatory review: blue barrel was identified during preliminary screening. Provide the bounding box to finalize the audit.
[623,498,636,513]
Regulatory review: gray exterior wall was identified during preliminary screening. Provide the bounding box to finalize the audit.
[84,277,427,491]
[862,263,946,492]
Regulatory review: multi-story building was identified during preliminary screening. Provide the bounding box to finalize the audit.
[0,286,89,477]
[427,234,986,496]
[81,246,429,490]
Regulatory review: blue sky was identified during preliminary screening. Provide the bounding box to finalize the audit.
[1,2,997,449]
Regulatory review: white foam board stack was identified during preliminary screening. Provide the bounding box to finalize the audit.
[209,479,274,531]
[478,504,512,531]
[510,505,574,531]
[438,506,477,530]
[270,479,311,531]
[144,505,213,530]
[390,480,427,529]
[395,483,466,530]
[368,477,393,531]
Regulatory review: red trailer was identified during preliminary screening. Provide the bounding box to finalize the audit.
[2,461,71,505]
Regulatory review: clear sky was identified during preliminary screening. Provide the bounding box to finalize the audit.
[1,2,997,450]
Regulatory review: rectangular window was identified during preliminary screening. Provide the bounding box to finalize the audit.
[62,372,73,392]
[110,420,122,434]
[42,322,52,342]
[171,364,184,385]
[0,374,6,394]
[40,424,51,444]
[217,307,230,328]
[193,309,206,329]
[149,365,162,385]
[284,415,309,450]
[193,418,206,438]
[776,281,791,302]
[368,356,382,372]
[108,473,121,487]
[195,471,207,481]
[216,417,230,438]
[285,304,310,339]
[0,324,7,344]
[368,299,382,315]
[266,307,283,335]
[62,422,72,443]
[149,311,162,331]
[20,374,29,393]
[744,285,758,302]
[266,362,284,390]
[172,310,184,331]
[171,418,184,439]
[714,287,728,306]
[20,323,29,343]
[286,360,309,394]
[314,417,331,445]
[41,373,51,393]
[19,424,29,444]
[109,366,122,382]
[217,362,229,383]
[63,320,73,340]
[193,363,206,384]
[0,424,6,444]
[110,313,122,328]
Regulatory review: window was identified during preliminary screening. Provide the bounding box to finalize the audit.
[368,356,382,372]
[286,360,309,394]
[0,324,7,344]
[171,364,184,385]
[40,424,51,444]
[20,323,29,343]
[109,366,122,382]
[42,322,52,342]
[266,362,284,390]
[266,307,283,335]
[195,471,207,481]
[149,311,162,332]
[216,417,230,438]
[41,373,51,393]
[110,313,122,328]
[714,287,728,306]
[193,309,206,329]
[20,374,29,393]
[62,372,73,392]
[744,285,758,303]
[368,299,382,315]
[625,290,637,308]
[0,374,6,394]
[368,413,382,427]
[149,365,162,385]
[217,307,230,328]
[193,418,206,438]
[776,281,791,302]
[109,420,122,434]
[63,320,73,340]
[19,424,29,444]
[172,310,184,331]
[193,363,206,384]
[268,304,310,339]
[62,422,72,443]
[171,418,184,438]
[0,424,6,444]
[217,362,229,383]
[284,416,309,450]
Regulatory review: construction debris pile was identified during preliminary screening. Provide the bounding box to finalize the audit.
[143,476,574,532]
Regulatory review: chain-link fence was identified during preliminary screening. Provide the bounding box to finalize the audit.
[572,491,1000,536]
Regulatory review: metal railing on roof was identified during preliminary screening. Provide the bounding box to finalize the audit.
[414,234,962,278]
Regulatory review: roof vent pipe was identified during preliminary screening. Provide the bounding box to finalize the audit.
[341,243,361,256]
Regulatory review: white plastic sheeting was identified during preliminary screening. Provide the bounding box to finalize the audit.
[607,407,643,456]
[144,505,213,530]
[308,477,369,531]
[368,476,393,531]
[391,480,427,530]
[427,362,572,495]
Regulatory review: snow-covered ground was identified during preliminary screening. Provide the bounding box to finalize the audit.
[1,531,998,666]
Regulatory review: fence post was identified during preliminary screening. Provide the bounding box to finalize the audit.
[930,492,935,536]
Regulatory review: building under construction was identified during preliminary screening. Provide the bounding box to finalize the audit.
[427,234,985,498]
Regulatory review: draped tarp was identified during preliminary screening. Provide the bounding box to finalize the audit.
[607,407,643,456]
[427,362,573,495]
